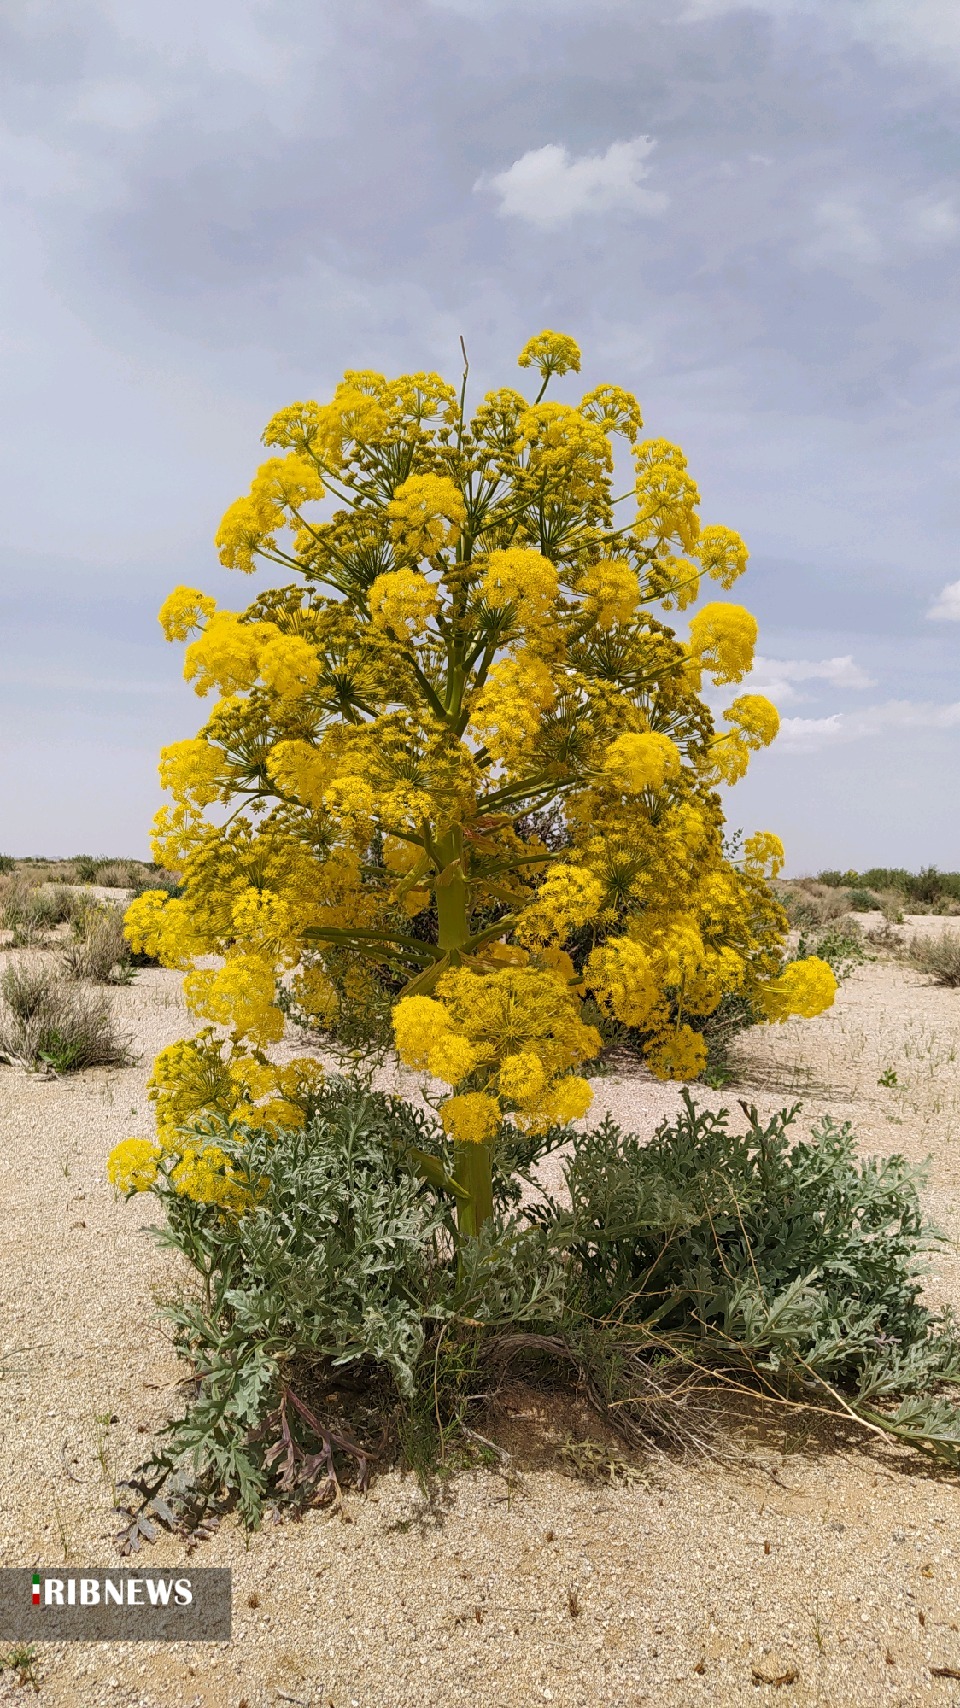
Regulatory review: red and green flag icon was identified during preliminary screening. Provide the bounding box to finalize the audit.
[31,1574,40,1606]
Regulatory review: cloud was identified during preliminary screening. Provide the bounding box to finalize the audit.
[778,699,960,750]
[778,713,847,747]
[753,654,874,689]
[735,654,874,706]
[927,579,960,621]
[477,137,668,229]
[677,0,960,76]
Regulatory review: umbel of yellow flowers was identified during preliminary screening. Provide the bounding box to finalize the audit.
[115,330,835,1236]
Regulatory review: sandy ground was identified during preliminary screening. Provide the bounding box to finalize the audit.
[2,927,960,1706]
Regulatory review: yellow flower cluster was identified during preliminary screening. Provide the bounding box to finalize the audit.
[387,473,465,560]
[580,559,640,629]
[183,612,270,697]
[266,738,336,811]
[603,732,682,794]
[393,966,600,1137]
[481,548,558,629]
[145,1031,324,1143]
[634,439,701,551]
[184,955,285,1045]
[743,831,785,879]
[580,384,643,442]
[107,1137,162,1194]
[760,957,837,1022]
[215,453,324,573]
[439,1093,501,1145]
[710,695,780,784]
[646,1026,708,1081]
[517,329,582,379]
[515,863,604,947]
[695,524,749,588]
[369,568,440,639]
[469,652,555,770]
[687,603,758,685]
[158,585,217,641]
[171,1143,252,1212]
[159,739,225,809]
[258,632,321,701]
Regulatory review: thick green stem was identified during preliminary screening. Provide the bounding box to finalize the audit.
[431,829,496,1242]
[452,1140,495,1241]
[434,829,468,954]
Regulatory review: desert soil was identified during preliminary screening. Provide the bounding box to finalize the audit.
[3,920,960,1707]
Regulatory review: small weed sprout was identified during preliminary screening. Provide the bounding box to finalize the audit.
[0,1644,40,1691]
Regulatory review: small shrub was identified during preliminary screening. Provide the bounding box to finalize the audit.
[0,960,130,1072]
[794,922,868,981]
[0,855,15,875]
[63,903,134,985]
[778,884,851,928]
[909,932,960,988]
[848,887,882,913]
[816,868,861,889]
[72,856,103,883]
[97,861,137,889]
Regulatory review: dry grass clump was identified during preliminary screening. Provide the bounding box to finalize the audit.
[62,902,134,985]
[0,958,130,1073]
[908,931,960,988]
[776,880,855,929]
[0,879,77,945]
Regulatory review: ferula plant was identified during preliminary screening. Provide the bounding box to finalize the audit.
[119,330,835,1236]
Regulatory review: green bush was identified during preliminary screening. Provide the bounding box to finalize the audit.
[848,887,882,912]
[795,922,868,981]
[0,960,130,1073]
[72,856,103,883]
[132,1082,562,1524]
[116,1081,960,1532]
[546,1096,960,1407]
[0,855,15,875]
[909,932,960,989]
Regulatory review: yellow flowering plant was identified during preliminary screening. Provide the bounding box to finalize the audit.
[122,330,835,1237]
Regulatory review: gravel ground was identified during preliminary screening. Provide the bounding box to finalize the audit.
[2,929,960,1706]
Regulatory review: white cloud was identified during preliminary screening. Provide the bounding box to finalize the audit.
[478,137,668,229]
[778,713,847,747]
[778,699,960,750]
[738,653,874,705]
[928,579,960,621]
[754,654,874,689]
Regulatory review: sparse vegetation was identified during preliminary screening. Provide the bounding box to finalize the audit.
[0,959,130,1073]
[0,880,77,945]
[815,866,960,913]
[62,901,135,985]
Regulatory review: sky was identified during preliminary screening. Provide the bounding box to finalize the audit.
[1,0,958,873]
